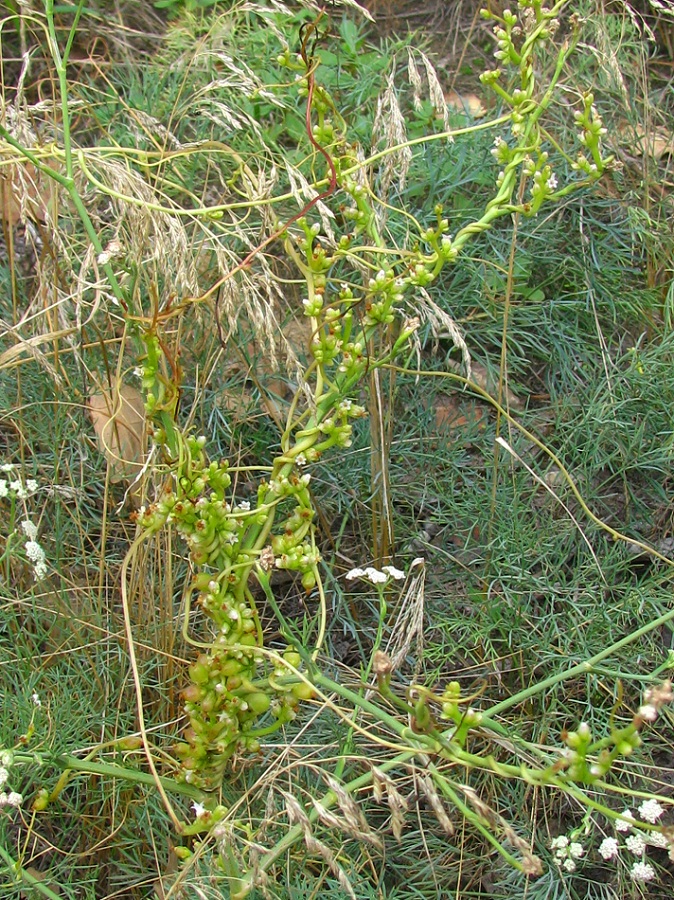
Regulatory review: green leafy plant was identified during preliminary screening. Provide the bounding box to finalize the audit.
[1,0,673,897]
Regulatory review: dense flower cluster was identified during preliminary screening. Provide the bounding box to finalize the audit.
[0,466,47,581]
[23,520,47,581]
[603,800,669,883]
[550,835,584,873]
[550,684,673,885]
[0,751,22,811]
[0,463,38,500]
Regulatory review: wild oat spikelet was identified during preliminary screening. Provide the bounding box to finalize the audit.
[415,772,454,836]
[282,792,357,900]
[371,71,413,198]
[324,775,382,847]
[371,766,409,841]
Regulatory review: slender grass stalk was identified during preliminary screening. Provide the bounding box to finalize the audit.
[0,846,64,900]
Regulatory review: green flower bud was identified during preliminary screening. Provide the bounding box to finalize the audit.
[32,789,50,812]
[245,692,271,715]
[291,682,316,701]
[189,657,211,685]
[301,570,316,591]
[283,650,302,669]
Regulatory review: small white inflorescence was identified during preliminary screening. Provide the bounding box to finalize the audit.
[598,837,619,860]
[637,799,664,824]
[345,564,405,585]
[630,861,656,883]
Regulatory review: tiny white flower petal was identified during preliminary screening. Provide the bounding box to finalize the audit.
[192,801,206,818]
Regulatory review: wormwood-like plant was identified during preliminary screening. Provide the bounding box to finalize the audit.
[2,0,673,895]
[132,0,615,794]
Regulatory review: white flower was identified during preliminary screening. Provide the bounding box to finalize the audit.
[345,566,389,584]
[568,842,584,859]
[6,792,22,808]
[550,835,569,850]
[598,837,619,860]
[562,858,576,872]
[637,704,658,722]
[21,520,38,541]
[25,540,45,564]
[25,479,38,494]
[546,174,558,191]
[97,239,122,266]
[363,566,388,584]
[31,692,41,707]
[10,480,26,499]
[0,768,8,789]
[345,567,366,581]
[24,540,47,580]
[0,480,7,498]
[192,801,206,818]
[382,565,405,581]
[0,463,15,472]
[616,810,635,831]
[638,799,664,823]
[647,830,668,848]
[625,833,646,856]
[236,501,251,511]
[630,861,656,882]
